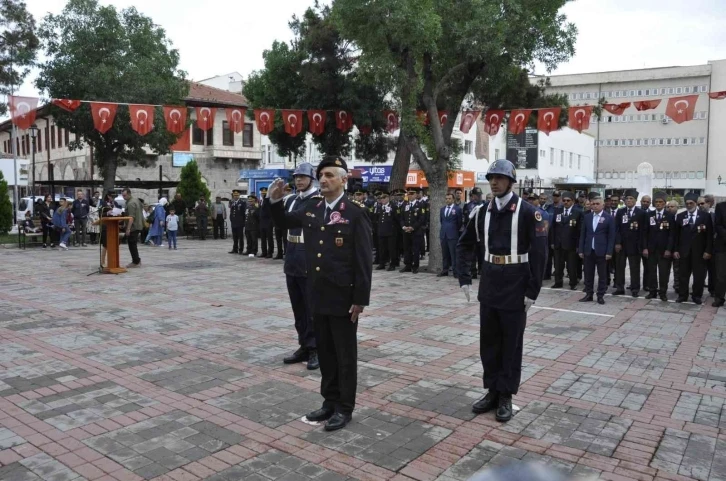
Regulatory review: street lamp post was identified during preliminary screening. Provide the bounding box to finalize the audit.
[29,124,38,207]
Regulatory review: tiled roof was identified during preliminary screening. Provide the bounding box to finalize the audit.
[185,82,248,107]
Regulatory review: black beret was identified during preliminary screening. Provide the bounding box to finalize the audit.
[685,192,699,202]
[624,189,639,199]
[653,191,667,201]
[561,191,574,200]
[316,155,348,179]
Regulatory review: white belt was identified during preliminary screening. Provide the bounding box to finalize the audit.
[287,233,304,244]
[484,253,529,265]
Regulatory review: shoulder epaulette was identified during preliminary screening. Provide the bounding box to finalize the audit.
[311,195,324,200]
[351,200,367,209]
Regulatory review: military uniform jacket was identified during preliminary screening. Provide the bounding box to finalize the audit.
[674,209,713,257]
[375,203,400,237]
[551,206,582,251]
[614,206,647,255]
[399,201,426,234]
[245,205,260,231]
[229,199,246,228]
[457,194,548,309]
[462,200,483,232]
[281,192,320,277]
[271,196,373,316]
[258,197,273,228]
[645,210,675,252]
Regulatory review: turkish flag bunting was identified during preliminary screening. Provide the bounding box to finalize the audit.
[129,105,154,136]
[383,110,399,133]
[568,105,594,133]
[307,110,327,135]
[255,109,275,135]
[665,95,698,124]
[709,91,726,100]
[603,102,631,115]
[508,109,532,135]
[459,110,481,134]
[225,107,247,134]
[416,110,429,125]
[163,106,188,134]
[8,96,38,130]
[438,110,449,127]
[282,110,304,137]
[51,98,81,112]
[195,107,216,131]
[335,110,354,132]
[358,125,372,135]
[483,110,504,136]
[90,102,118,134]
[537,107,561,136]
[634,100,661,111]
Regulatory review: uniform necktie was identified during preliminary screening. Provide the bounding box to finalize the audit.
[689,213,694,225]
[446,206,451,217]
[325,207,332,223]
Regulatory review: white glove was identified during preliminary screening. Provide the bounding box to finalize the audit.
[524,297,535,313]
[461,285,471,302]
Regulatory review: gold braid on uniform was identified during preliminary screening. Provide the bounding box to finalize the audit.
[350,200,367,209]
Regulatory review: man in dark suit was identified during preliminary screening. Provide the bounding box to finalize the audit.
[579,193,615,304]
[674,192,713,304]
[644,192,675,301]
[399,188,426,274]
[228,189,246,254]
[544,191,562,281]
[614,189,647,297]
[258,187,275,258]
[607,193,621,282]
[375,191,399,271]
[269,156,372,432]
[244,194,260,255]
[551,191,582,290]
[438,193,463,277]
[713,200,726,307]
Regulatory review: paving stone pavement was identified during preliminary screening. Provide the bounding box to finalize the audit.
[0,240,725,480]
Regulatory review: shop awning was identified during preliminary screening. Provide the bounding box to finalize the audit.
[405,170,476,189]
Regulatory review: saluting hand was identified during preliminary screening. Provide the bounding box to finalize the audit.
[268,178,285,201]
[349,305,363,323]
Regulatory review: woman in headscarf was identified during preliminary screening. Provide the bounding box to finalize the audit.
[148,197,168,247]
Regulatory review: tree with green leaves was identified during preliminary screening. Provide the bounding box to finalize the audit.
[35,0,189,194]
[244,2,391,164]
[0,0,39,116]
[176,160,209,210]
[334,0,577,272]
[0,171,12,234]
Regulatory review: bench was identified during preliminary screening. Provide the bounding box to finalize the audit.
[19,226,43,249]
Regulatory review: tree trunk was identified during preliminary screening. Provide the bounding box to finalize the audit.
[102,155,117,194]
[425,161,448,274]
[389,133,411,191]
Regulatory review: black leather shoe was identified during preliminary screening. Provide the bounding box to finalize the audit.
[570,285,577,291]
[646,292,658,299]
[283,348,309,364]
[274,255,284,260]
[399,267,412,273]
[713,299,725,307]
[660,294,668,302]
[436,272,448,277]
[412,268,419,274]
[324,412,352,431]
[376,265,387,270]
[597,297,605,305]
[472,273,478,280]
[676,296,687,303]
[306,407,334,422]
[472,392,498,414]
[386,266,396,272]
[551,283,563,289]
[644,286,650,292]
[612,290,625,296]
[692,297,702,305]
[228,250,238,254]
[579,295,593,302]
[632,291,639,298]
[495,394,513,422]
[307,351,319,370]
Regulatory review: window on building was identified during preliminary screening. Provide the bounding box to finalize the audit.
[50,126,56,149]
[222,121,234,146]
[192,125,205,145]
[64,129,70,146]
[674,138,681,145]
[569,152,573,168]
[658,139,664,145]
[700,85,708,92]
[577,155,581,169]
[676,87,682,94]
[57,127,63,147]
[684,86,691,93]
[206,127,213,146]
[689,171,696,179]
[494,149,500,159]
[464,140,473,155]
[691,137,697,144]
[697,171,705,179]
[666,138,672,145]
[683,138,689,145]
[699,137,706,144]
[606,140,612,146]
[560,150,564,166]
[550,148,555,165]
[36,131,42,152]
[243,123,254,147]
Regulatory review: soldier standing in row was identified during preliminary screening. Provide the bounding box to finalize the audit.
[244,194,260,255]
[551,191,582,290]
[462,188,484,279]
[259,187,275,258]
[674,192,713,304]
[228,189,246,254]
[613,189,647,297]
[457,160,547,422]
[399,188,426,274]
[644,192,674,301]
[375,191,399,271]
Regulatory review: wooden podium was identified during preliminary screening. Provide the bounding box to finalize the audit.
[100,217,132,274]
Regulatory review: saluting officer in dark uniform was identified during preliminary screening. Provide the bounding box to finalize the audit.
[259,187,275,258]
[375,190,399,271]
[644,192,675,301]
[462,187,484,279]
[228,189,246,254]
[400,187,426,274]
[614,189,647,297]
[457,160,547,422]
[674,192,713,304]
[244,194,260,255]
[280,163,320,370]
[551,191,582,290]
[269,156,372,432]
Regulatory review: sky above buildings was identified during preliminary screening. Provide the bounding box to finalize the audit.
[15,0,726,97]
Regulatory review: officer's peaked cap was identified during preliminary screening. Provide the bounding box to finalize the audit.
[486,159,517,183]
[316,155,348,179]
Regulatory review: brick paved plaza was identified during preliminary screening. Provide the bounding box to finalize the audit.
[0,240,723,481]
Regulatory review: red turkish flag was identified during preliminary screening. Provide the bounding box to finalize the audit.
[603,102,631,115]
[438,110,449,127]
[358,125,372,135]
[416,110,429,125]
[225,107,247,134]
[9,96,38,130]
[129,105,154,136]
[307,110,327,136]
[195,107,216,131]
[508,109,532,135]
[665,95,698,124]
[282,110,304,136]
[90,102,118,134]
[51,98,81,112]
[483,110,504,136]
[383,110,399,133]
[163,106,188,134]
[255,109,275,135]
[568,105,594,133]
[459,110,481,134]
[634,100,661,111]
[537,107,561,136]
[335,110,353,132]
[709,91,726,100]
